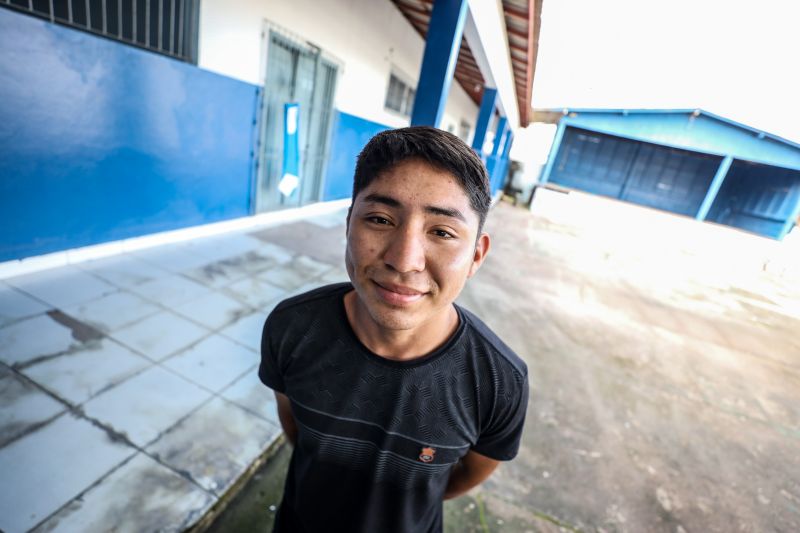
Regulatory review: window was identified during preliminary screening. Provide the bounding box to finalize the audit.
[458,120,471,142]
[384,73,415,117]
[2,0,200,63]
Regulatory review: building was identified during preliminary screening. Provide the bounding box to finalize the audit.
[0,0,541,264]
[535,109,800,240]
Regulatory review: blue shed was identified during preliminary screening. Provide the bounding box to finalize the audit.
[538,109,800,240]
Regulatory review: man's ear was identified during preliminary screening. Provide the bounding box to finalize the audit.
[345,206,353,233]
[467,232,490,278]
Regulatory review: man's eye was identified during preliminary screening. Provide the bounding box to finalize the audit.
[432,229,455,239]
[367,216,391,225]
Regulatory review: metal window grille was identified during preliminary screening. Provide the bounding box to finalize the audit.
[384,73,415,117]
[1,0,200,64]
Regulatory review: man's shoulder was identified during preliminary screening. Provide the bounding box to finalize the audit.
[262,282,351,353]
[457,305,528,379]
[270,282,352,316]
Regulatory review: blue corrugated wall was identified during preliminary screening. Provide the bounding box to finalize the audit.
[0,8,258,262]
[708,161,800,238]
[545,118,800,239]
[550,127,722,216]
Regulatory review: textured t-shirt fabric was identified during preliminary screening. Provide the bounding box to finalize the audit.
[259,283,528,533]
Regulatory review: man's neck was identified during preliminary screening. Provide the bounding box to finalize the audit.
[343,291,459,361]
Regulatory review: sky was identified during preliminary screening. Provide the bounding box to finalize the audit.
[530,0,800,143]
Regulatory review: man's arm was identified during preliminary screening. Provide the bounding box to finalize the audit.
[443,450,500,500]
[275,392,298,446]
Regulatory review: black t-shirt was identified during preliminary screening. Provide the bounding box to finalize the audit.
[259,283,528,533]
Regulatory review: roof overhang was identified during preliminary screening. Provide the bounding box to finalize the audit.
[391,0,542,128]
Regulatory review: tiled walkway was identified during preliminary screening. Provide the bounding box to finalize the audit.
[0,209,349,533]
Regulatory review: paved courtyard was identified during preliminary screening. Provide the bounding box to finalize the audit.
[0,209,349,533]
[2,192,799,532]
[453,193,800,532]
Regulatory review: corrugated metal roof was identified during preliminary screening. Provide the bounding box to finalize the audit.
[391,0,542,126]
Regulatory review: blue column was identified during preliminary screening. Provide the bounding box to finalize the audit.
[471,87,497,151]
[539,121,567,184]
[777,182,800,240]
[487,118,509,193]
[492,117,508,156]
[502,130,514,158]
[410,0,469,127]
[495,130,515,192]
[696,155,733,221]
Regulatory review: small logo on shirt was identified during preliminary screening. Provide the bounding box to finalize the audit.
[419,447,436,463]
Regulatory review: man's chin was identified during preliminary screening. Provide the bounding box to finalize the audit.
[363,305,423,332]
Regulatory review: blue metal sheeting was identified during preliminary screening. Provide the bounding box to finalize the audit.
[0,8,258,262]
[542,110,800,240]
[549,128,721,217]
[707,161,800,239]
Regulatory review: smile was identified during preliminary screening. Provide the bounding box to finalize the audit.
[372,281,426,305]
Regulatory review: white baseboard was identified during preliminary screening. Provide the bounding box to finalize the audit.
[0,199,351,280]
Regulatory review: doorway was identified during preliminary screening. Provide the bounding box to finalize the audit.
[255,29,338,213]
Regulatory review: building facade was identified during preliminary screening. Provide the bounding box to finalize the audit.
[0,0,540,263]
[538,109,800,240]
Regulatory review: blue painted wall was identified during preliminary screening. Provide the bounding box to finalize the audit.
[322,111,390,201]
[561,111,800,171]
[707,161,800,239]
[0,8,258,262]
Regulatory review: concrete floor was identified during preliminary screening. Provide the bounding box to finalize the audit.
[455,197,800,532]
[3,192,799,532]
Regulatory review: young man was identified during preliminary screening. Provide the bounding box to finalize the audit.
[259,126,528,532]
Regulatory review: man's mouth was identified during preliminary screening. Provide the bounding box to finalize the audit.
[372,281,426,305]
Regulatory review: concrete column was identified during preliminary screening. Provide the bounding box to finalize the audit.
[471,87,497,152]
[696,155,733,221]
[410,0,469,127]
[778,184,800,240]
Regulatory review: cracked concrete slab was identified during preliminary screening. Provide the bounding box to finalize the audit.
[62,290,160,333]
[5,266,117,309]
[0,313,79,366]
[110,310,210,361]
[32,452,215,533]
[0,284,49,327]
[81,365,211,447]
[21,339,150,405]
[172,290,254,330]
[0,365,64,448]
[0,412,134,533]
[162,334,257,393]
[147,397,280,495]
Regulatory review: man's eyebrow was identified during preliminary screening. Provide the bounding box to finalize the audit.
[362,193,467,222]
[363,193,401,207]
[425,205,467,222]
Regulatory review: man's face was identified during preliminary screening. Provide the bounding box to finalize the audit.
[345,158,490,332]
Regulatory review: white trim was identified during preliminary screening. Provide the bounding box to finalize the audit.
[0,199,351,280]
[465,0,519,129]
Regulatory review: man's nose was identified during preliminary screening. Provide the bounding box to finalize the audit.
[383,226,426,273]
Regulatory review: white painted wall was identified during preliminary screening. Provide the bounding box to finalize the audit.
[198,0,478,133]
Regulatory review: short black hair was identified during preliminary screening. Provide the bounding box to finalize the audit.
[352,126,491,232]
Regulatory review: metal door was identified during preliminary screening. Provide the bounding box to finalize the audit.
[254,31,338,212]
